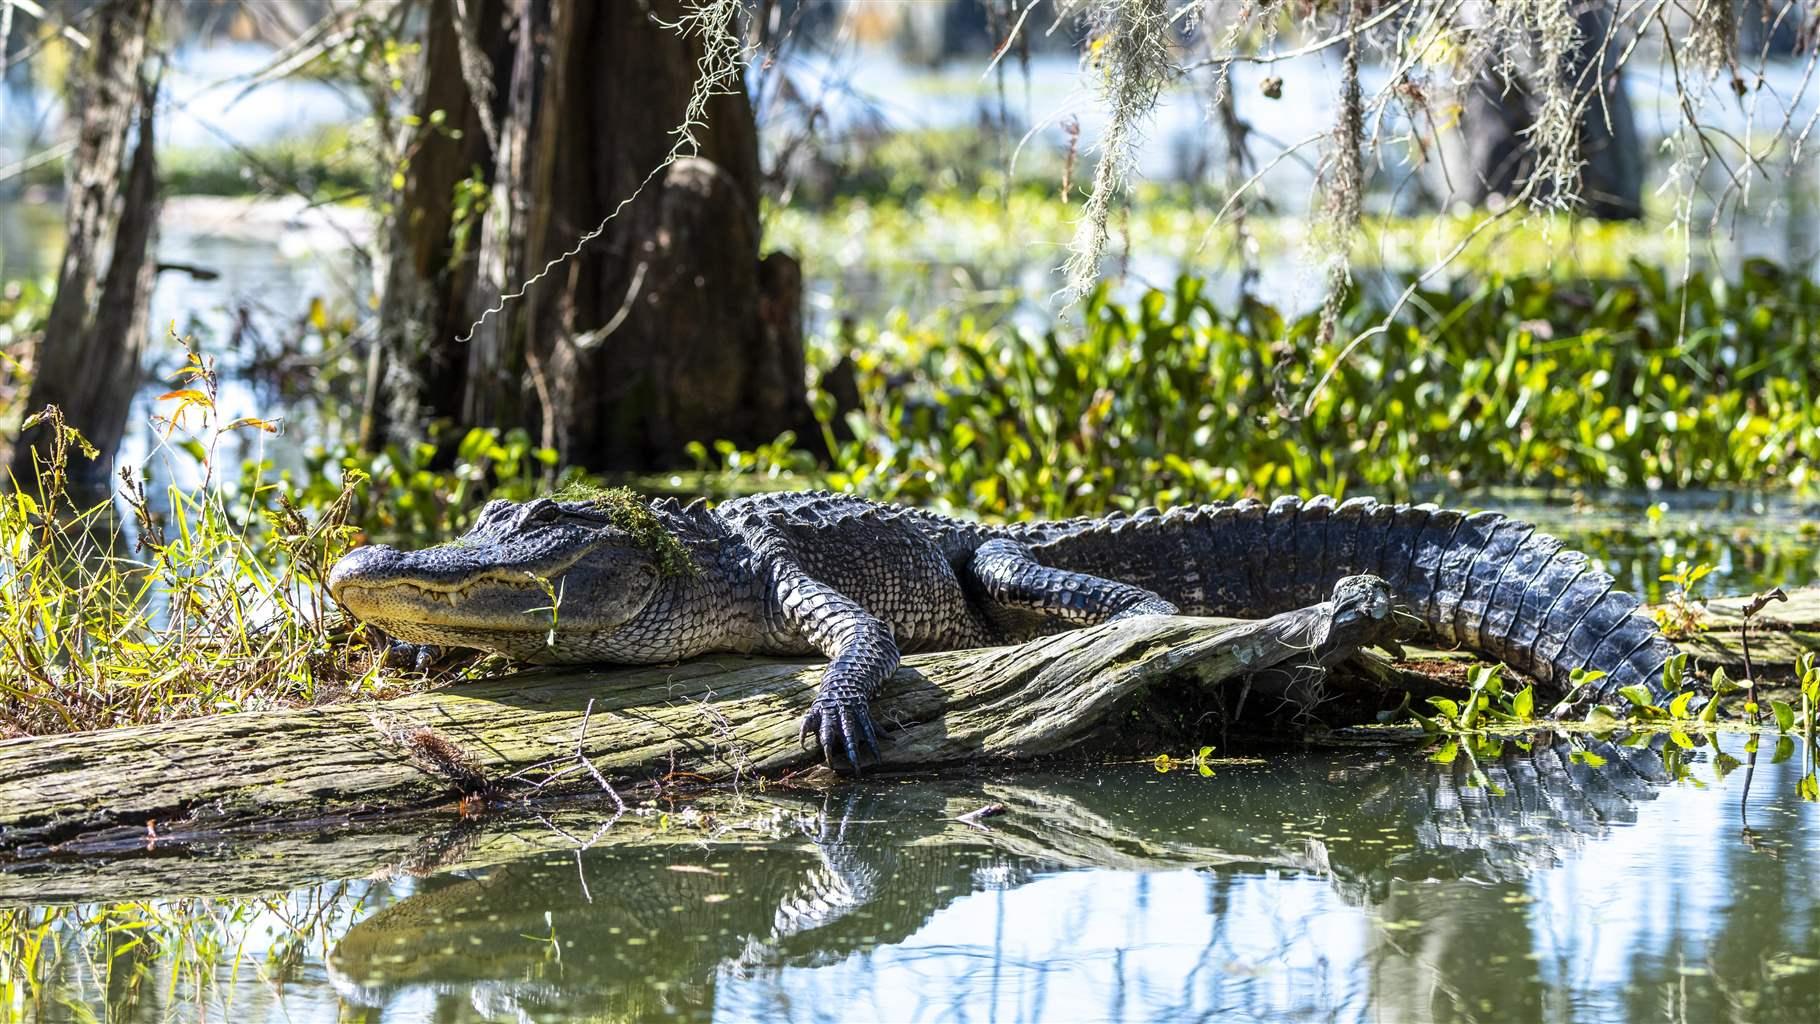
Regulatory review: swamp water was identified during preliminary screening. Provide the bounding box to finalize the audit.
[7,733,1820,1023]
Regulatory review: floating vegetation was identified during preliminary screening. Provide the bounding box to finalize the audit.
[700,260,1820,519]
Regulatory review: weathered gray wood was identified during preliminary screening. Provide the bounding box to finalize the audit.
[0,595,1387,857]
[2,587,1808,870]
[1681,587,1820,674]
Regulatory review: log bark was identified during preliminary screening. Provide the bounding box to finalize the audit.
[1681,587,1820,675]
[0,589,1394,858]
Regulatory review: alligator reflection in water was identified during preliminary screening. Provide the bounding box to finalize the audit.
[322,734,1820,1023]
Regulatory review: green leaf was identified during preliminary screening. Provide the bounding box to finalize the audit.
[1772,699,1796,734]
[1584,705,1621,730]
[1429,740,1460,765]
[1512,685,1535,721]
[1713,752,1742,779]
[1772,735,1797,764]
[1668,691,1695,720]
[1800,773,1819,803]
[1482,670,1504,698]
[1569,668,1608,690]
[1618,685,1656,708]
[1153,753,1173,773]
[1570,749,1608,768]
[1710,666,1742,695]
[1197,745,1215,762]
[1699,694,1721,723]
[1427,697,1461,721]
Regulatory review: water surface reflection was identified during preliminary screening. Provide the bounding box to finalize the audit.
[18,734,1805,1023]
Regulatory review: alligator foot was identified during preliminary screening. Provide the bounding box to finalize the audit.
[799,698,881,773]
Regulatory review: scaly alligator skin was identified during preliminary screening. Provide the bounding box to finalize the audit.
[328,492,1675,767]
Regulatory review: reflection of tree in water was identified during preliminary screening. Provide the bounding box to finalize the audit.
[327,737,1819,1022]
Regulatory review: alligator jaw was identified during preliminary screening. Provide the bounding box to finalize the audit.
[331,572,555,631]
[335,573,521,609]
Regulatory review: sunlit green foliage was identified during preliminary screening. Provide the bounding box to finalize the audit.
[0,396,389,737]
[158,124,376,200]
[724,261,1820,519]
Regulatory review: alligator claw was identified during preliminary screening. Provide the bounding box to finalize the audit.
[382,640,443,672]
[801,700,880,773]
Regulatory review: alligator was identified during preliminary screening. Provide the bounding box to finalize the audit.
[328,490,1675,768]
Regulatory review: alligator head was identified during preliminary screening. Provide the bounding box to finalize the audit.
[328,493,695,662]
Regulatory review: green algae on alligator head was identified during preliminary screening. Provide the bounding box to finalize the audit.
[549,483,700,578]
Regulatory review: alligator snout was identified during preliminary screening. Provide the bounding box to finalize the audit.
[325,544,403,599]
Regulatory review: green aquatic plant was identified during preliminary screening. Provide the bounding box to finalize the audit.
[0,395,391,736]
[1150,745,1218,776]
[1655,561,1714,637]
[695,261,1820,520]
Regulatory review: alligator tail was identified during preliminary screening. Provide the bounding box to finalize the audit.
[1013,496,1675,700]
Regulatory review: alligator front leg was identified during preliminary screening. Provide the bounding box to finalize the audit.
[970,538,1178,625]
[773,560,899,771]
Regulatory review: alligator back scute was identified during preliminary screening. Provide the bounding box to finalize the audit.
[1452,519,1533,650]
[1019,495,1668,699]
[1404,508,1465,623]
[1428,511,1502,645]
[1532,569,1617,686]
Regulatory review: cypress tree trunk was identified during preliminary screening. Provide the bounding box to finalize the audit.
[9,0,159,494]
[365,0,512,449]
[1450,1,1642,221]
[373,0,809,470]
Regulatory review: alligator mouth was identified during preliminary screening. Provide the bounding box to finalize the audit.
[332,571,557,623]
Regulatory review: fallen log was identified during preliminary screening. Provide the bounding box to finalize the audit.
[1681,586,1820,674]
[0,578,1395,858]
[3,732,1651,908]
[0,584,1811,867]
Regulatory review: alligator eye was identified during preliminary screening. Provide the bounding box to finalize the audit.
[528,501,563,523]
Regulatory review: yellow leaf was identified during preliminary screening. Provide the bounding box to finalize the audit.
[309,297,328,331]
[156,389,209,404]
[225,417,281,434]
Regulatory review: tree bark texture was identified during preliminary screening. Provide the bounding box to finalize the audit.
[371,0,809,469]
[9,0,159,492]
[364,0,513,449]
